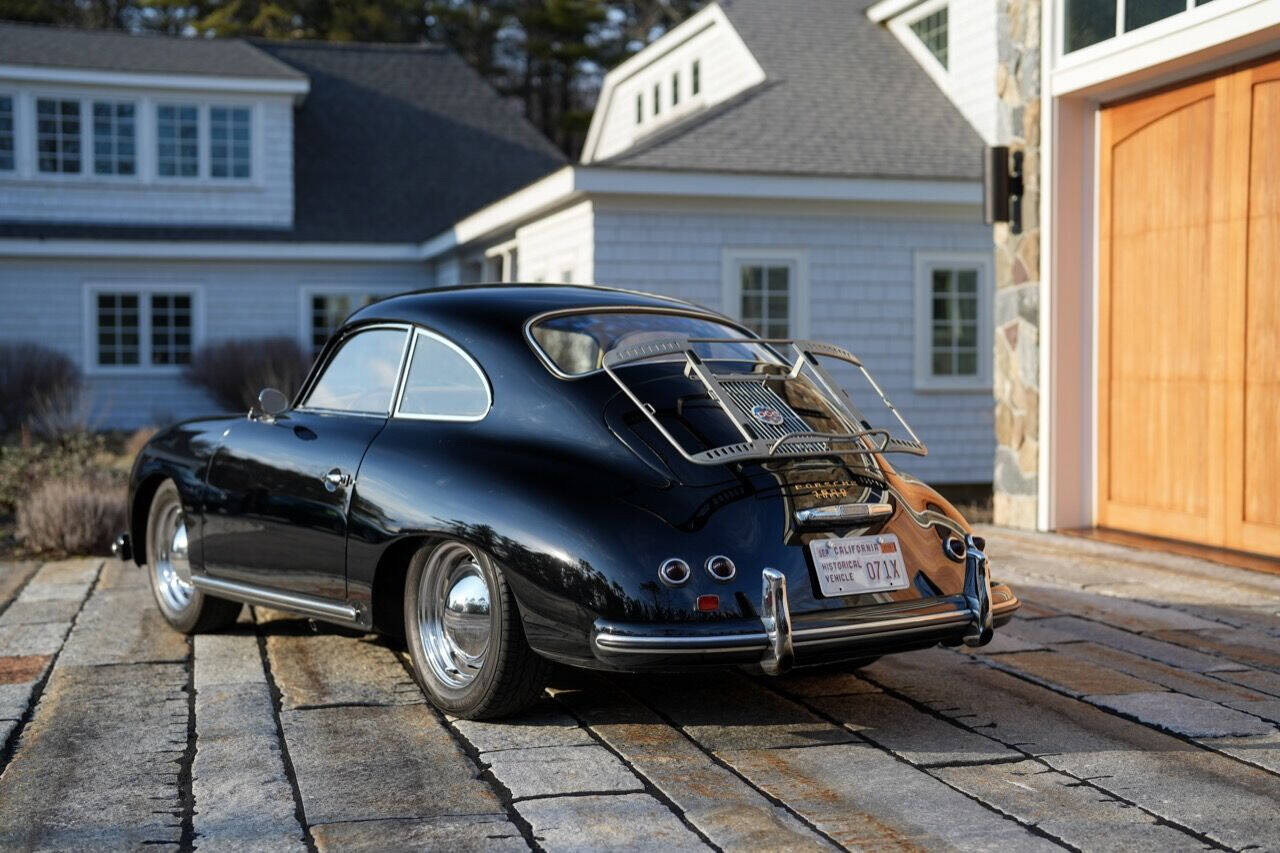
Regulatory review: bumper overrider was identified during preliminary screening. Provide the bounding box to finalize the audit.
[591,535,1018,673]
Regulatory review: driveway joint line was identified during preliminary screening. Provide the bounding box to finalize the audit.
[0,560,102,781]
[177,635,196,853]
[253,608,319,853]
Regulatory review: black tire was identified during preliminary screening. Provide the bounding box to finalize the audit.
[146,481,242,633]
[403,540,549,719]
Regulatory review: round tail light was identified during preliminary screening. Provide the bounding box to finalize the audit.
[705,555,736,582]
[658,558,691,587]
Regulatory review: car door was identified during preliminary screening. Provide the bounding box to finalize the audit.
[201,325,411,600]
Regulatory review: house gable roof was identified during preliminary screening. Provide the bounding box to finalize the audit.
[0,29,565,244]
[597,0,983,180]
[0,21,303,80]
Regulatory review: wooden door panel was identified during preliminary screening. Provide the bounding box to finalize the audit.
[1238,70,1280,554]
[1099,54,1280,559]
[1099,88,1224,540]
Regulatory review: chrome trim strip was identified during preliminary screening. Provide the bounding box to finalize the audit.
[794,502,893,526]
[190,575,361,625]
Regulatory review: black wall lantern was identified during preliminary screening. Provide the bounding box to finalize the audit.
[983,145,1024,234]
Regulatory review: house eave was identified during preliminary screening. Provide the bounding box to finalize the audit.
[0,239,422,261]
[0,63,311,102]
[420,165,982,259]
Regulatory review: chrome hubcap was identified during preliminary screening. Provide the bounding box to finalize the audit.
[152,503,194,614]
[419,543,492,689]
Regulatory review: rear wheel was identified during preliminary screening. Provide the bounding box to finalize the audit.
[146,481,242,633]
[404,540,549,719]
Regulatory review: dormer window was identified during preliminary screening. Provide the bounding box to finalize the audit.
[92,101,136,176]
[909,6,948,70]
[692,60,701,95]
[157,104,199,178]
[210,106,250,179]
[636,93,643,124]
[653,83,661,116]
[0,96,13,171]
[36,98,81,174]
[672,71,680,106]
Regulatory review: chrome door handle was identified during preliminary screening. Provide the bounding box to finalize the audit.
[323,469,351,492]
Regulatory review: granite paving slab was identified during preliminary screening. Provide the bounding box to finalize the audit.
[1086,691,1276,738]
[516,794,707,852]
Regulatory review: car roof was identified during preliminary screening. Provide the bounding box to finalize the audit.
[345,284,715,335]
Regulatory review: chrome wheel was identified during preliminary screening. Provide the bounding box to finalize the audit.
[151,501,194,615]
[417,542,492,689]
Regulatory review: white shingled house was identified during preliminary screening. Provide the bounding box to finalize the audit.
[422,0,999,486]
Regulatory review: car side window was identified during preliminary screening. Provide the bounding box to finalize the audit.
[396,330,490,420]
[304,327,408,415]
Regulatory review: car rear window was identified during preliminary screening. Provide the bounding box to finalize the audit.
[530,310,778,377]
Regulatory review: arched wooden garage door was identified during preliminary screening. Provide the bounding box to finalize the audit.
[1099,54,1280,558]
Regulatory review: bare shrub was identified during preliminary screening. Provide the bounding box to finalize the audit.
[0,432,109,515]
[0,343,81,437]
[124,427,158,461]
[186,337,309,413]
[16,473,127,556]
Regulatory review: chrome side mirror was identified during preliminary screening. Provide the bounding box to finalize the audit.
[251,387,289,421]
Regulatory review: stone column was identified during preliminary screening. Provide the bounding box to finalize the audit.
[992,0,1042,529]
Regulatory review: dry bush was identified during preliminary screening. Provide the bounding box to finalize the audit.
[186,337,309,413]
[0,342,81,437]
[124,427,158,461]
[0,431,109,515]
[16,473,127,556]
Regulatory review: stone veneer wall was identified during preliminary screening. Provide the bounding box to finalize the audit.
[992,0,1042,528]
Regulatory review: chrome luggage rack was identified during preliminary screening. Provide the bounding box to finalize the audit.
[600,335,927,467]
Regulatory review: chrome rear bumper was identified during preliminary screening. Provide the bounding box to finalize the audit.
[591,536,1017,672]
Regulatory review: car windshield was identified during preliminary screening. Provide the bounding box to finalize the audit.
[530,310,780,377]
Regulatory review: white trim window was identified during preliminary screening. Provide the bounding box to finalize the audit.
[209,106,251,179]
[91,100,136,176]
[0,95,13,172]
[36,97,82,173]
[722,248,810,339]
[157,103,199,178]
[914,251,992,391]
[909,4,949,69]
[87,285,201,371]
[691,59,701,95]
[304,289,389,356]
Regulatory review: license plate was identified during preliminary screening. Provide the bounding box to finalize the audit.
[809,533,911,597]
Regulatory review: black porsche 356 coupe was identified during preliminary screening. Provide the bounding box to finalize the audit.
[120,285,1019,718]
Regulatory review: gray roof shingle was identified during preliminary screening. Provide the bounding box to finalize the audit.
[0,31,566,243]
[0,21,304,80]
[600,0,983,180]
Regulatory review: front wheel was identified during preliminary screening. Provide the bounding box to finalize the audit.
[146,480,242,633]
[403,540,549,719]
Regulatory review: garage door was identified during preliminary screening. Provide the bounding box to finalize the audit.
[1098,54,1280,558]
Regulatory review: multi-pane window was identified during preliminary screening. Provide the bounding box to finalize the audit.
[36,98,81,174]
[1065,0,1216,53]
[653,83,661,116]
[209,106,250,179]
[738,264,791,339]
[92,101,136,176]
[0,96,13,171]
[157,104,199,177]
[149,293,193,365]
[672,71,680,106]
[928,268,979,378]
[310,293,385,356]
[636,92,643,124]
[692,60,701,95]
[96,293,140,366]
[910,6,948,69]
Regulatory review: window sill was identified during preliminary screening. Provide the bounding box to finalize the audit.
[913,381,993,395]
[0,173,264,191]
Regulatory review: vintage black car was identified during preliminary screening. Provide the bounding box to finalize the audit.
[121,285,1019,719]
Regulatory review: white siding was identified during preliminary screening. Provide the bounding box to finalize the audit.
[583,6,766,163]
[515,200,595,283]
[0,258,430,428]
[888,0,999,144]
[0,86,294,227]
[591,200,995,483]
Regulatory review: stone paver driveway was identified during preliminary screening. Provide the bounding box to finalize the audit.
[1,527,1278,851]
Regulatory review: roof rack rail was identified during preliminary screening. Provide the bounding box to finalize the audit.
[601,335,927,467]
